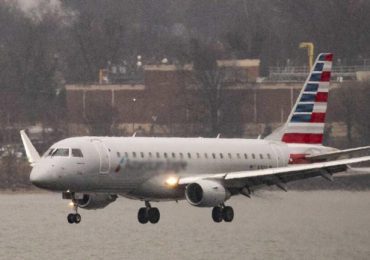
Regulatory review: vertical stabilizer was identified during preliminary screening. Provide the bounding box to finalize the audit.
[266,53,333,144]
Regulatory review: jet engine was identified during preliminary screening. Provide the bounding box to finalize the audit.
[73,193,117,210]
[185,180,230,207]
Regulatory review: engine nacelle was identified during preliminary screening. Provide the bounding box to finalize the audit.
[73,193,117,210]
[185,180,230,207]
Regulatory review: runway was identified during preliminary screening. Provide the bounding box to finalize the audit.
[0,190,369,260]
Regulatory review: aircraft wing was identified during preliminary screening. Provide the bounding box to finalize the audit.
[20,130,40,167]
[178,156,370,190]
[306,146,370,162]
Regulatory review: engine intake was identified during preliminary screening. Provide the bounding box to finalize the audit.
[185,180,230,207]
[73,193,117,210]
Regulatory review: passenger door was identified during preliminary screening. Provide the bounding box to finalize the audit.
[92,139,111,174]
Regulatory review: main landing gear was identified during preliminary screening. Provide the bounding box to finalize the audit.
[67,202,81,224]
[212,205,234,223]
[137,201,160,224]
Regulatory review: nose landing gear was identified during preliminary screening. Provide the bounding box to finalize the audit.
[67,202,82,224]
[138,201,160,224]
[212,205,234,223]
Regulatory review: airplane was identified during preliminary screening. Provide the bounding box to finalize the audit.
[21,53,370,225]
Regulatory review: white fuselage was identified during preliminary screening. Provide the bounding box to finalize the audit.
[30,137,332,201]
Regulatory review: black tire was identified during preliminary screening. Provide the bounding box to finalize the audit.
[223,206,234,222]
[212,207,223,223]
[138,207,148,224]
[74,213,81,224]
[67,213,75,224]
[148,207,160,224]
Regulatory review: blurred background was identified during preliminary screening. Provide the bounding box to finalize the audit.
[0,0,369,188]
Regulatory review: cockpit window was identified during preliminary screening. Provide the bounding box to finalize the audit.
[72,149,83,158]
[53,148,69,157]
[43,148,55,157]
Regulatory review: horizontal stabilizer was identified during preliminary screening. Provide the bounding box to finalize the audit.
[20,130,40,166]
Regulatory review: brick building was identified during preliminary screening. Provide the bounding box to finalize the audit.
[65,60,347,139]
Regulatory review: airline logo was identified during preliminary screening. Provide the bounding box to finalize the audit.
[282,53,333,144]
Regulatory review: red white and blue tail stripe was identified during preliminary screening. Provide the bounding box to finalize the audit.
[281,53,333,144]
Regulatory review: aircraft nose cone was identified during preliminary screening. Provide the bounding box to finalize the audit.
[30,166,55,189]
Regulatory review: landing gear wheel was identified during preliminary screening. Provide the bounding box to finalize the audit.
[148,207,160,224]
[212,207,223,223]
[67,213,75,224]
[138,207,148,224]
[223,206,234,222]
[74,213,81,224]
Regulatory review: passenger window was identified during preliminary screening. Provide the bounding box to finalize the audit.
[187,153,191,159]
[204,153,208,159]
[149,152,153,158]
[179,153,184,159]
[260,154,263,159]
[72,149,83,158]
[172,152,176,158]
[228,153,232,159]
[124,152,129,158]
[156,152,160,158]
[244,153,248,159]
[132,152,136,158]
[220,153,223,159]
[196,153,200,159]
[267,154,271,159]
[164,152,168,158]
[212,153,216,159]
[53,148,69,157]
[252,153,256,159]
[116,152,121,158]
[140,152,144,158]
[237,153,241,159]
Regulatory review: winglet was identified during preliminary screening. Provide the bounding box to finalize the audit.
[20,130,40,166]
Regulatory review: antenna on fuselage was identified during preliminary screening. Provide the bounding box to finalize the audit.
[132,132,137,137]
[216,134,221,138]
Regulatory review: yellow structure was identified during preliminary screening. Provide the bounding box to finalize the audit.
[299,42,314,70]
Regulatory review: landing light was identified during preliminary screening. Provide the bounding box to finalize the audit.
[68,201,74,208]
[165,176,179,188]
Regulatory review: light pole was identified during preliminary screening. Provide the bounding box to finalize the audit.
[132,98,136,133]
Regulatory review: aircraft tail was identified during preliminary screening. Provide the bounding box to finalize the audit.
[266,53,333,145]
